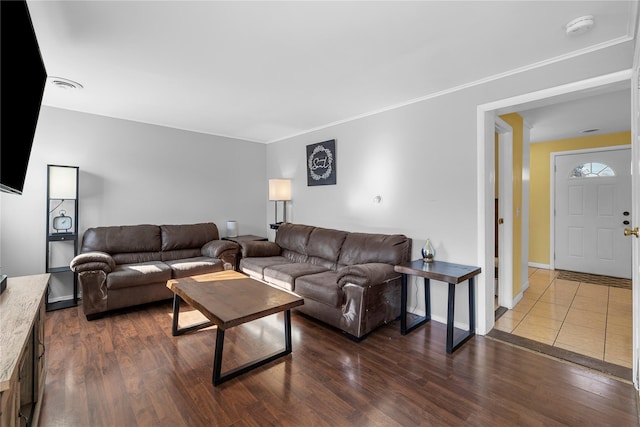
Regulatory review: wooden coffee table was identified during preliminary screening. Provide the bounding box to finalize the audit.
[167,270,304,386]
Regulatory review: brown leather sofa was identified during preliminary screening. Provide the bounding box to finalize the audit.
[70,222,240,320]
[239,223,411,340]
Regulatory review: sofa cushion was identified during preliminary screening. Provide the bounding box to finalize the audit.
[295,271,343,307]
[338,233,410,266]
[161,248,202,262]
[275,223,314,254]
[282,250,309,264]
[263,263,329,291]
[112,252,163,265]
[82,224,161,254]
[240,256,290,280]
[305,227,348,269]
[161,223,219,251]
[165,256,225,279]
[107,261,172,290]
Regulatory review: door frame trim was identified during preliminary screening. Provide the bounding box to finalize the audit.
[550,145,631,272]
[496,118,514,308]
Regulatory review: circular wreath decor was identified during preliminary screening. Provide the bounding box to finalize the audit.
[308,145,333,181]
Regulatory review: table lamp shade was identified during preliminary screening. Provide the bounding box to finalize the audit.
[269,179,291,201]
[48,165,78,199]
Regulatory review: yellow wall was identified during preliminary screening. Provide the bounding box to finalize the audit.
[528,131,631,265]
[499,113,523,297]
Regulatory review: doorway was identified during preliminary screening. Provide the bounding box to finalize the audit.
[493,134,633,378]
[477,70,635,381]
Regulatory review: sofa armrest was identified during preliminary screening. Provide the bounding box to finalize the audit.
[201,240,240,258]
[239,241,281,257]
[337,263,399,287]
[70,251,116,273]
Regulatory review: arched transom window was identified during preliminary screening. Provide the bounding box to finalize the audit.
[569,162,615,178]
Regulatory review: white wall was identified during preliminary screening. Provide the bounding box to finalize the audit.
[0,106,266,300]
[266,41,634,328]
[0,40,633,322]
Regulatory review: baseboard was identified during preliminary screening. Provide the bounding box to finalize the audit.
[408,308,470,331]
[512,289,524,308]
[528,262,550,269]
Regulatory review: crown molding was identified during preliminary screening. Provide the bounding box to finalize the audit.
[269,34,635,144]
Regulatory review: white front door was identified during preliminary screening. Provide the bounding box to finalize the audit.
[554,147,632,279]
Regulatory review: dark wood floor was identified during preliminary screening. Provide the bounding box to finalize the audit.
[41,301,640,426]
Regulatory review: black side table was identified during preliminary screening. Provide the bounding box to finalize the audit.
[222,235,268,243]
[394,259,481,354]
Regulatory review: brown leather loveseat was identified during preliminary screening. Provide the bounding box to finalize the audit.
[239,223,411,340]
[70,222,239,320]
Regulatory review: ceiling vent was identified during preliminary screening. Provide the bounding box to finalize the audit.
[49,77,83,90]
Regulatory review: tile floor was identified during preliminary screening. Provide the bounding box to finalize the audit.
[494,267,632,368]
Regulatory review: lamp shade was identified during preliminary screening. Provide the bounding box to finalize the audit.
[268,179,291,201]
[48,165,78,199]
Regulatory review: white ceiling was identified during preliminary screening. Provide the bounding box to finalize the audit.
[520,86,631,143]
[27,1,637,144]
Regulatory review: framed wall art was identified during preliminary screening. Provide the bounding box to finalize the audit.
[306,139,336,186]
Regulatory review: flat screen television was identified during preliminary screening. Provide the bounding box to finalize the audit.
[0,0,48,195]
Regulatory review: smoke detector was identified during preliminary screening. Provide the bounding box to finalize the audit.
[49,77,83,90]
[565,15,595,36]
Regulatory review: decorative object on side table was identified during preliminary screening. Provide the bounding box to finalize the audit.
[421,238,435,262]
[226,220,238,238]
[269,178,291,230]
[52,209,72,232]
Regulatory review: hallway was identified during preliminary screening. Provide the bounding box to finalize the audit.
[493,267,632,369]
